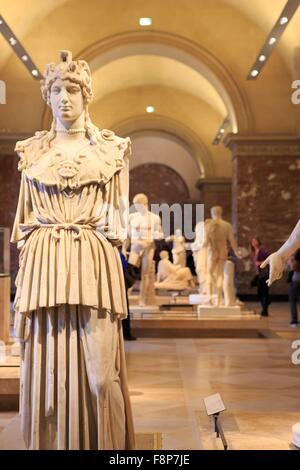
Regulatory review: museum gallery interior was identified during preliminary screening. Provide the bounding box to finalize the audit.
[0,0,300,451]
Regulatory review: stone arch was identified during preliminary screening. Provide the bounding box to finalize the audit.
[41,30,252,133]
[113,114,214,179]
[129,162,190,205]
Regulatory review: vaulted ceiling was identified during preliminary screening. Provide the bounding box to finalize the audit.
[0,0,299,178]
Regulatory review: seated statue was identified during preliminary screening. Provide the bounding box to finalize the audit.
[155,250,194,290]
[166,228,186,267]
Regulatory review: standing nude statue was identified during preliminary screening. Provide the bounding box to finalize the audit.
[11,51,135,450]
[204,206,240,306]
[124,193,163,305]
[192,220,208,294]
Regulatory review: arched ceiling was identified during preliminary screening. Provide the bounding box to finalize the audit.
[0,0,299,178]
[91,55,227,117]
[1,0,299,73]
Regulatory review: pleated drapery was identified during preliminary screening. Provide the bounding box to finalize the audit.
[19,306,134,450]
[11,131,135,450]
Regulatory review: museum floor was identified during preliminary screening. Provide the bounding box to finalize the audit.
[0,302,300,450]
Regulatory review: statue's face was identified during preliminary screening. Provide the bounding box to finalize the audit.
[50,77,84,124]
[133,194,148,212]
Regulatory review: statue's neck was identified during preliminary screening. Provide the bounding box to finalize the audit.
[54,112,86,142]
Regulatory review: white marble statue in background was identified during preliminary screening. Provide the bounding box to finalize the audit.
[191,220,208,294]
[11,51,135,450]
[124,193,163,305]
[223,258,238,306]
[261,219,300,285]
[155,250,194,290]
[204,206,240,306]
[166,228,186,267]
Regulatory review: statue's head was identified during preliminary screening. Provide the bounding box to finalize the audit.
[41,50,93,128]
[133,193,148,212]
[175,228,182,237]
[211,206,223,220]
[160,250,169,260]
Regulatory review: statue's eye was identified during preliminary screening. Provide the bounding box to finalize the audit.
[67,86,80,94]
[52,87,60,94]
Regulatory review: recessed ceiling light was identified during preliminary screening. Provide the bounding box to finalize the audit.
[31,69,38,77]
[279,16,289,25]
[251,69,259,77]
[0,20,3,25]
[146,106,155,113]
[220,128,225,134]
[21,55,28,62]
[269,37,277,45]
[259,55,266,62]
[139,17,152,26]
[9,37,17,46]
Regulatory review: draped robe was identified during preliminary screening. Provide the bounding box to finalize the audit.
[11,128,135,450]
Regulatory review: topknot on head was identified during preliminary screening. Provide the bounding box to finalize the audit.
[40,50,93,105]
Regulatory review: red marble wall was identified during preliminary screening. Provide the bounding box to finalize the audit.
[0,152,20,289]
[129,163,190,205]
[228,137,300,294]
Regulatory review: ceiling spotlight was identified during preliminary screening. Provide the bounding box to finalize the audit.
[139,17,152,26]
[269,37,277,45]
[146,106,155,113]
[212,116,230,145]
[279,16,289,25]
[259,55,266,62]
[251,69,259,77]
[0,15,42,80]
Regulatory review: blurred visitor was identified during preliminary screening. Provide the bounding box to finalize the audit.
[250,237,270,317]
[119,249,139,340]
[287,248,300,328]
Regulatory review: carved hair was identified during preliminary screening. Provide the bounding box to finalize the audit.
[40,50,98,146]
[41,50,93,104]
[133,193,148,206]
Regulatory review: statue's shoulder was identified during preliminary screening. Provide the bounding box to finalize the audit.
[15,130,48,154]
[95,128,131,158]
[15,131,49,171]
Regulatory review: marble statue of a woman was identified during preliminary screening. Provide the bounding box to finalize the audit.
[11,51,135,450]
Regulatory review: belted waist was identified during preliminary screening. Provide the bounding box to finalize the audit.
[19,222,97,240]
[38,223,95,240]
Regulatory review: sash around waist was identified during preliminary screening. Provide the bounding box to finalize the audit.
[18,222,109,241]
[14,222,128,317]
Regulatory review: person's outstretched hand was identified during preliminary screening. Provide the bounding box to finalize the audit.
[260,252,285,286]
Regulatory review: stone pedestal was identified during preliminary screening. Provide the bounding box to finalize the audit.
[0,276,11,343]
[197,305,242,319]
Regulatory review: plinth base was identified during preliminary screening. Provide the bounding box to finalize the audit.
[197,305,243,319]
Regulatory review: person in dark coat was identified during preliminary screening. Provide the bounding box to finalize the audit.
[250,237,271,317]
[119,250,139,340]
[287,247,300,327]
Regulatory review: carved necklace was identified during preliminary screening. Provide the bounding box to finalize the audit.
[55,128,86,134]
